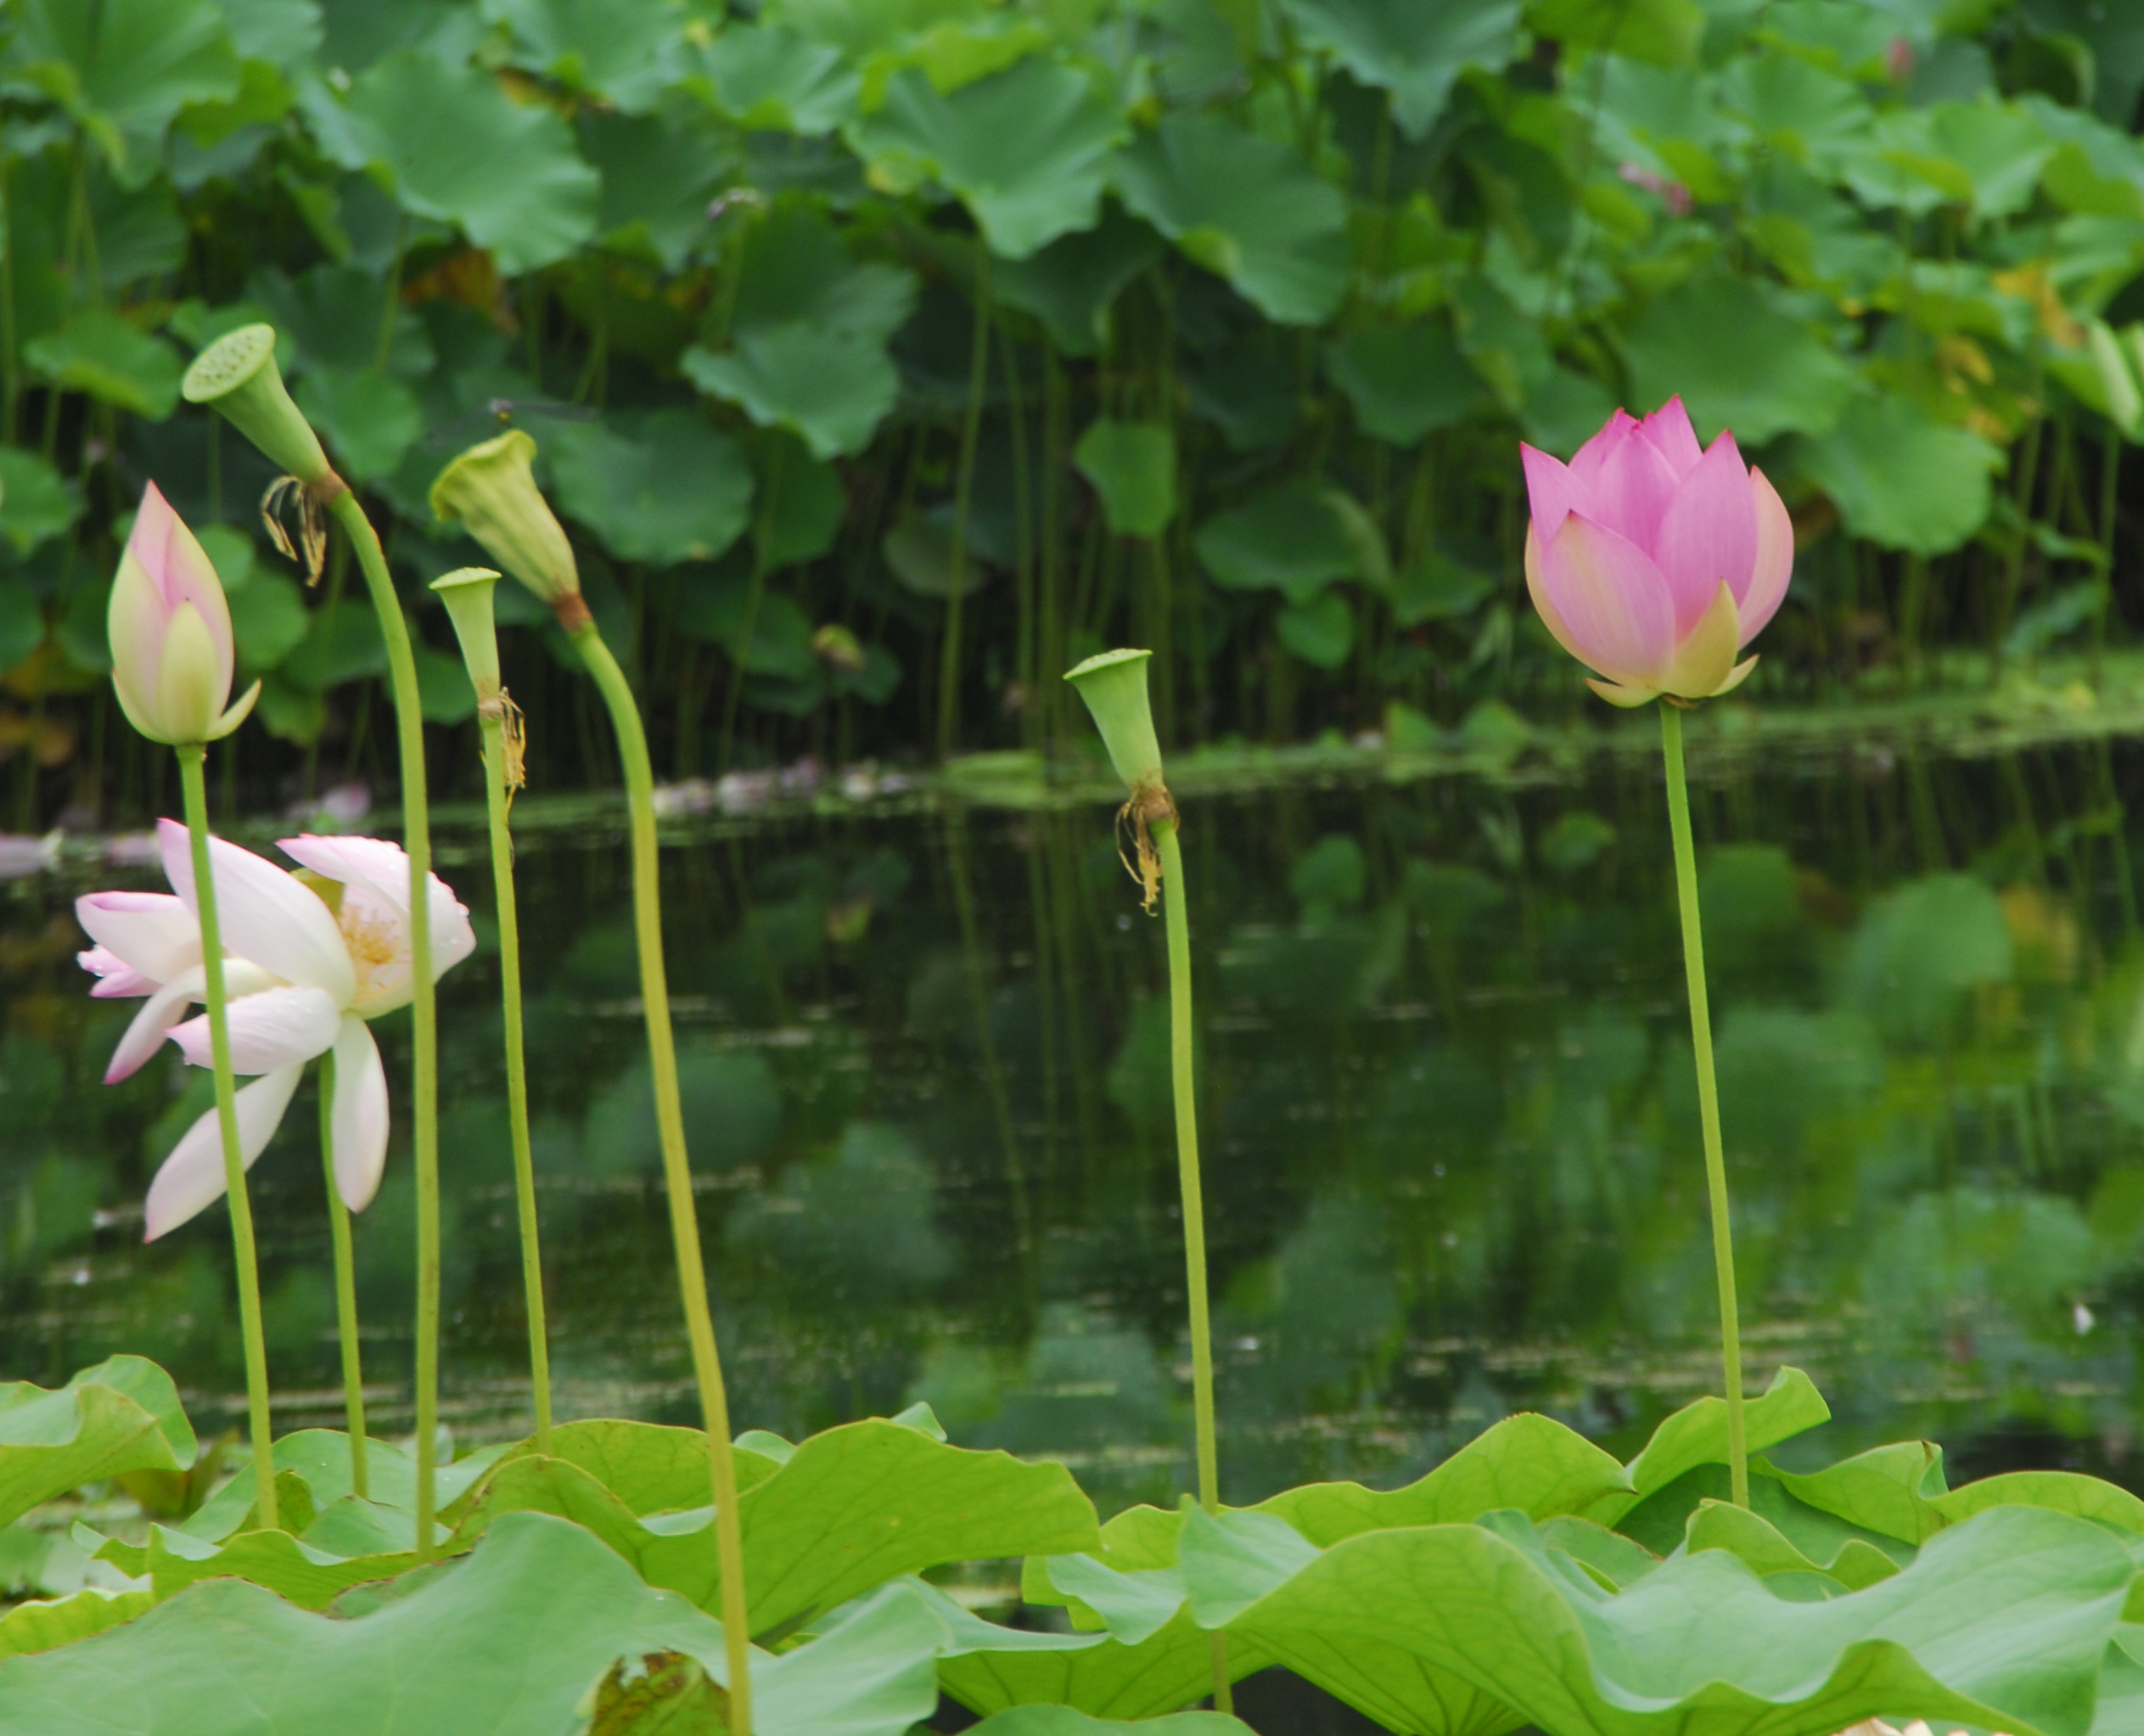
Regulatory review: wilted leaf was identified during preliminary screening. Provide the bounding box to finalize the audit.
[1115,114,1349,325]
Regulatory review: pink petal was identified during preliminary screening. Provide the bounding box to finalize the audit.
[161,819,356,1003]
[1566,408,1640,498]
[280,833,475,1006]
[1572,414,1681,551]
[106,971,206,1083]
[1653,431,1758,637]
[80,949,154,997]
[331,1015,390,1213]
[1637,396,1703,480]
[1520,443,1580,542]
[76,890,199,985]
[132,484,234,697]
[1529,513,1679,688]
[168,985,343,1074]
[142,1064,305,1241]
[1737,466,1794,644]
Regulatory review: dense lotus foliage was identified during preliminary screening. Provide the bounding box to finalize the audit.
[2,0,2144,801]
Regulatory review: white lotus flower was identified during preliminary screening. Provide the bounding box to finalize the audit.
[76,820,474,1240]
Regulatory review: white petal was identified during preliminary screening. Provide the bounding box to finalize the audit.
[159,818,356,1003]
[330,1015,390,1213]
[106,969,205,1083]
[142,1064,305,1241]
[168,985,342,1075]
[278,834,418,918]
[75,890,199,984]
[424,874,477,983]
[79,947,154,998]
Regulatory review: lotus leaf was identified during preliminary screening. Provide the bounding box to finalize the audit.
[1326,323,1479,446]
[581,110,737,271]
[1279,0,1520,139]
[1196,485,1378,604]
[850,59,1125,259]
[994,207,1165,356]
[24,310,184,419]
[293,367,423,481]
[1276,593,1354,668]
[1620,277,1859,445]
[1114,114,1349,325]
[1074,421,1176,537]
[1526,0,1703,67]
[486,0,685,114]
[549,411,756,567]
[0,1588,152,1662]
[0,449,83,557]
[1793,394,2004,554]
[0,1357,194,1531]
[693,24,861,133]
[967,1710,1254,1736]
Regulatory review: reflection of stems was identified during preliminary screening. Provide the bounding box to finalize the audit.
[177,744,278,1531]
[324,491,439,1558]
[946,806,1031,1269]
[938,249,991,761]
[320,1049,368,1497]
[721,441,787,773]
[1657,705,1747,1508]
[480,705,553,1453]
[1153,817,1228,1712]
[571,623,753,1736]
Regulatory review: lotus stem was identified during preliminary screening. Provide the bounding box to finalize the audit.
[319,1049,368,1497]
[936,246,991,761]
[176,743,277,1531]
[570,620,754,1736]
[323,490,441,1557]
[1154,818,1230,1711]
[1659,703,1748,1508]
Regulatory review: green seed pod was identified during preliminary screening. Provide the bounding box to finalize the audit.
[181,324,334,486]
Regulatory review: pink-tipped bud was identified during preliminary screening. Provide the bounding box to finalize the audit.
[107,484,260,746]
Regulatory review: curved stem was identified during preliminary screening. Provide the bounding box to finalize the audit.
[572,622,753,1736]
[324,491,439,1555]
[1659,704,1748,1508]
[481,710,552,1452]
[177,744,277,1531]
[319,1048,368,1498]
[1153,818,1228,1712]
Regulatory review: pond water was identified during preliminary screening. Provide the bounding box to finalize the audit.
[8,724,2144,1519]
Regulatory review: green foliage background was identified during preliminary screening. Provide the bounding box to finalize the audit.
[3,0,2144,795]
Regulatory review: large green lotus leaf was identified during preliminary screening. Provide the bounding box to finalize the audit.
[0,1587,151,1661]
[293,367,423,482]
[1620,277,1858,446]
[549,411,755,566]
[1196,483,1376,604]
[1793,394,2001,555]
[0,449,84,557]
[458,1415,1097,1637]
[485,0,685,113]
[581,110,735,271]
[1193,1503,2133,1736]
[1074,420,1176,537]
[1326,323,1479,445]
[0,1357,193,1531]
[1615,1462,1911,1568]
[1596,1365,1832,1525]
[1931,1472,2144,1536]
[1276,593,1354,668]
[229,570,309,672]
[1681,1498,1901,1592]
[334,50,598,272]
[450,1418,784,1525]
[2026,94,2144,222]
[130,1524,419,1610]
[1761,1441,1949,1546]
[220,0,323,69]
[1279,0,1519,138]
[1719,49,1872,175]
[171,1429,504,1542]
[692,24,861,133]
[967,1709,1256,1736]
[1882,100,2053,224]
[1114,113,1348,326]
[730,202,920,344]
[688,327,900,460]
[24,309,184,419]
[3,0,241,183]
[994,206,1163,356]
[0,1510,947,1736]
[940,1608,1272,1721]
[1524,0,1703,66]
[851,60,1125,259]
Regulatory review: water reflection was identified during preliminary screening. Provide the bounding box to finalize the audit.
[5,735,2143,1512]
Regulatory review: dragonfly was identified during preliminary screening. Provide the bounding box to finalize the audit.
[420,395,602,453]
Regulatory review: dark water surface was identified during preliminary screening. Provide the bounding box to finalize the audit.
[9,726,2144,1518]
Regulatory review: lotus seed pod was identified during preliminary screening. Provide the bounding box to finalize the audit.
[428,432,581,610]
[181,324,333,486]
[430,568,504,694]
[1064,649,1164,792]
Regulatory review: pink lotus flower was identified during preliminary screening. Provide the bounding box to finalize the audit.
[77,822,474,1239]
[1520,397,1793,708]
[107,484,258,746]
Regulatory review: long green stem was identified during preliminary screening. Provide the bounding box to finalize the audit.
[177,744,277,1531]
[481,707,553,1452]
[324,491,439,1556]
[319,1049,368,1497]
[572,622,753,1736]
[1658,704,1748,1508]
[936,248,991,761]
[1153,818,1228,1712]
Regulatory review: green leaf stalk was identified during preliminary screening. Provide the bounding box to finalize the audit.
[938,247,991,761]
[177,743,278,1532]
[432,567,553,1452]
[1658,701,1748,1508]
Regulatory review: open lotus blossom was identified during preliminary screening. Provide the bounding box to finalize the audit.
[77,822,474,1240]
[1520,396,1793,708]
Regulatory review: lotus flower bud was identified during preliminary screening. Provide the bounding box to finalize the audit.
[181,324,333,486]
[108,484,261,746]
[430,567,503,694]
[1520,396,1793,708]
[428,432,583,620]
[1065,649,1164,792]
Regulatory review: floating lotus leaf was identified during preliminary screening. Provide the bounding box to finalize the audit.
[1278,0,1520,138]
[0,1511,950,1736]
[321,49,598,272]
[1793,394,2003,555]
[850,59,1125,259]
[1114,113,1349,325]
[0,1358,194,1531]
[548,410,756,566]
